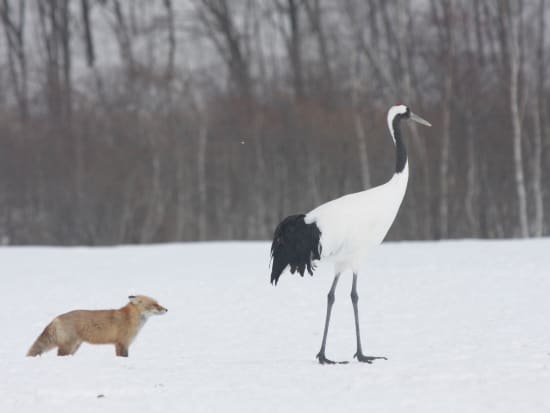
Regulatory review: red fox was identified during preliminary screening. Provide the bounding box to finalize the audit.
[27,295,167,357]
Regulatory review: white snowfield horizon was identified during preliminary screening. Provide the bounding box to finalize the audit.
[1,239,549,412]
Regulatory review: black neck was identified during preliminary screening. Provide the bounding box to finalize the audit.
[392,116,407,174]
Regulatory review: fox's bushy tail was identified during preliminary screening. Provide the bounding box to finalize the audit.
[27,320,57,356]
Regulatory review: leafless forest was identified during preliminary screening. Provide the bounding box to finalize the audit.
[0,0,548,245]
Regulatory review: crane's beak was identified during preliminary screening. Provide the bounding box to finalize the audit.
[410,112,432,127]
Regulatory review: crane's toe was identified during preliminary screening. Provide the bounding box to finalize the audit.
[316,352,348,365]
[354,352,388,364]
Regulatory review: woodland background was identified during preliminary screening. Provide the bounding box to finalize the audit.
[0,0,548,245]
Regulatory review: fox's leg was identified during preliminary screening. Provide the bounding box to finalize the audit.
[57,344,72,356]
[69,341,82,355]
[115,343,129,357]
[57,338,81,356]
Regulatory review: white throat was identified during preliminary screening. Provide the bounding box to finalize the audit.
[138,314,149,332]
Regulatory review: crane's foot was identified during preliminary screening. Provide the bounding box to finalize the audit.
[353,351,388,364]
[316,351,348,365]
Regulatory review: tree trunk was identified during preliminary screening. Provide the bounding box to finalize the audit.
[438,1,454,239]
[532,0,545,236]
[508,2,529,237]
[350,51,370,189]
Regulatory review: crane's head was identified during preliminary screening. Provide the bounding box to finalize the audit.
[387,104,431,142]
[388,104,432,127]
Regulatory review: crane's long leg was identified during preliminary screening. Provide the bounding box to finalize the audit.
[351,272,388,363]
[316,273,347,365]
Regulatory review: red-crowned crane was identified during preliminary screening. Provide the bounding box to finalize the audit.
[270,104,431,364]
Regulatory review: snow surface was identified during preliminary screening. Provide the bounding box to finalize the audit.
[1,239,550,412]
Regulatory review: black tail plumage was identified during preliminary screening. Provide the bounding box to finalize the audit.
[270,214,322,285]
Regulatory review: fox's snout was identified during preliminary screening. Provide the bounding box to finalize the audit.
[128,295,167,315]
[146,302,167,315]
[155,305,168,314]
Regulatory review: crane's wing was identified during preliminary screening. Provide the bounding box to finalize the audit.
[270,214,322,285]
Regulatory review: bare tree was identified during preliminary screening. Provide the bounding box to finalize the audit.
[532,0,545,236]
[0,0,28,120]
[271,0,305,100]
[110,0,136,80]
[195,0,252,99]
[163,0,176,81]
[36,0,73,121]
[303,0,333,99]
[188,87,209,241]
[432,0,455,238]
[80,0,94,67]
[505,0,529,237]
[350,51,371,189]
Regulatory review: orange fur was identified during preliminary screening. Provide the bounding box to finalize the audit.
[27,295,167,357]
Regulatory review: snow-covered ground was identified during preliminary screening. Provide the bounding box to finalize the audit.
[1,239,550,412]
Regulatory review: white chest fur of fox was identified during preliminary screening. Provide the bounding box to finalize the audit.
[27,295,167,357]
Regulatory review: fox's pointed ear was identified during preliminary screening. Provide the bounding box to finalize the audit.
[128,295,138,304]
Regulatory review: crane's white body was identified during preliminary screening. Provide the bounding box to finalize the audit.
[304,105,414,275]
[305,163,408,274]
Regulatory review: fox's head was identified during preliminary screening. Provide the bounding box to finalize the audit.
[128,295,168,316]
